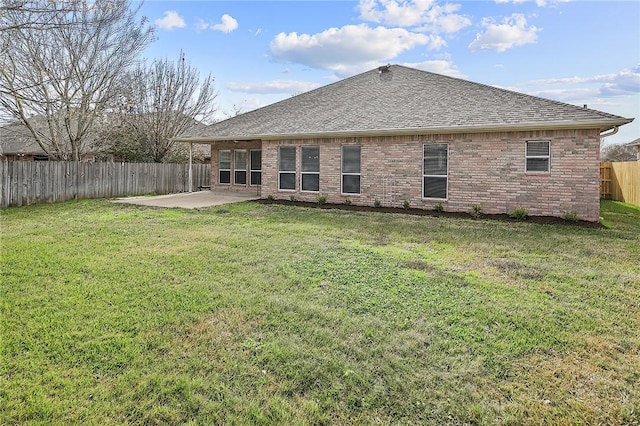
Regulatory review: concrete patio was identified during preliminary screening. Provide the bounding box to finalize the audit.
[112,190,260,209]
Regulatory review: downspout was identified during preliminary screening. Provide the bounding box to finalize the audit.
[600,126,619,138]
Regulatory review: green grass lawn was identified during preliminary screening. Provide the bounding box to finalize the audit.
[1,199,639,425]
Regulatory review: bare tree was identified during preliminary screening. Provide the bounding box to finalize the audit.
[1,1,77,33]
[0,0,154,160]
[223,104,244,119]
[101,52,217,163]
[601,143,637,162]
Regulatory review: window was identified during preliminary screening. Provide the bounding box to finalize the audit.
[279,146,296,190]
[250,150,262,186]
[219,150,231,184]
[342,145,361,194]
[234,150,247,184]
[423,143,448,199]
[526,141,550,173]
[301,146,320,192]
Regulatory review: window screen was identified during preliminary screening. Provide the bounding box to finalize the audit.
[526,141,550,172]
[219,150,231,184]
[279,146,296,190]
[301,146,320,192]
[250,150,262,186]
[423,143,448,199]
[341,145,361,194]
[234,150,247,185]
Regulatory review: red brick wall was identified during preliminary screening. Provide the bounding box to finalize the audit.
[210,129,602,221]
[209,141,262,194]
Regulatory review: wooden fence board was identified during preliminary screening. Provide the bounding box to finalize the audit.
[0,160,211,208]
[600,161,640,207]
[600,162,612,199]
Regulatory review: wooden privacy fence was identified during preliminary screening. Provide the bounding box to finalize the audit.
[600,161,640,207]
[0,160,211,208]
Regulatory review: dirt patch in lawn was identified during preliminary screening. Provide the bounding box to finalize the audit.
[257,199,603,228]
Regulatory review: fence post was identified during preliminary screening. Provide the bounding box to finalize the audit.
[0,159,8,208]
[188,143,193,193]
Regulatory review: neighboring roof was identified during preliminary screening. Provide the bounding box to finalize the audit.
[178,65,633,142]
[0,122,47,155]
[1,114,211,157]
[626,137,640,147]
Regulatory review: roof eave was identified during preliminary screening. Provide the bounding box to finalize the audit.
[175,117,634,144]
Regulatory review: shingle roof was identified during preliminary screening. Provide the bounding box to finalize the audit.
[627,137,640,147]
[179,65,633,141]
[0,122,47,155]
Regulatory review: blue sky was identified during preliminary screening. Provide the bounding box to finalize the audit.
[138,0,639,145]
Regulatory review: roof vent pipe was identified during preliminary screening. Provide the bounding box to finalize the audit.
[378,64,391,73]
[583,104,588,109]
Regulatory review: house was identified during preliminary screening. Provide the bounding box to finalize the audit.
[627,138,640,161]
[1,122,53,161]
[1,117,211,163]
[176,65,633,222]
[0,119,105,162]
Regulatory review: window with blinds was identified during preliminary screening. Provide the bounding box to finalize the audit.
[526,141,550,173]
[423,143,448,199]
[234,149,247,185]
[250,150,262,186]
[301,146,320,192]
[341,145,361,194]
[279,146,296,190]
[219,150,231,184]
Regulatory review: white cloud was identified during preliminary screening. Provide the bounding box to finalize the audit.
[402,59,466,78]
[270,24,443,75]
[226,80,321,95]
[196,14,238,33]
[468,14,540,52]
[154,11,186,31]
[358,0,471,33]
[494,0,570,7]
[526,87,601,102]
[527,65,640,98]
[213,14,238,33]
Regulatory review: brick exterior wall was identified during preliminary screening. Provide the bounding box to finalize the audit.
[209,129,602,221]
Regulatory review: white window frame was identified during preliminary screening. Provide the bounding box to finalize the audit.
[422,143,448,200]
[250,149,262,186]
[341,145,361,195]
[219,150,231,185]
[300,146,320,193]
[234,149,247,185]
[278,146,296,191]
[525,140,551,173]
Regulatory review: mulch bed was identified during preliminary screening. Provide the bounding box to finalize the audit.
[256,199,603,228]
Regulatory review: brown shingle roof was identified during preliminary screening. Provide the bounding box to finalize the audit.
[179,65,633,141]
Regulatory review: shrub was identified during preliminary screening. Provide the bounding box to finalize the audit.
[373,199,381,208]
[509,208,529,221]
[563,211,580,222]
[289,195,296,202]
[266,194,275,202]
[471,204,483,218]
[317,195,327,205]
[433,203,444,213]
[403,200,410,210]
[343,198,352,206]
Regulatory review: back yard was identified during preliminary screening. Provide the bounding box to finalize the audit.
[1,200,639,424]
